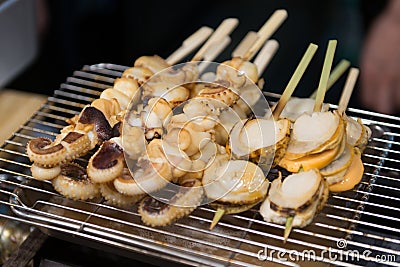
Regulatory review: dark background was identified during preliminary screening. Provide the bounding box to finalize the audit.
[7,0,387,109]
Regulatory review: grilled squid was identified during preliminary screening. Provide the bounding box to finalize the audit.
[99,180,144,207]
[52,163,100,201]
[27,104,115,168]
[114,139,174,196]
[138,178,203,227]
[215,57,258,88]
[127,97,172,141]
[87,137,124,184]
[30,163,61,181]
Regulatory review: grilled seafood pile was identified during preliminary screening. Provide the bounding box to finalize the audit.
[24,9,372,242]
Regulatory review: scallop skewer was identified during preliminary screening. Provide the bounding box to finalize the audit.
[277,59,350,122]
[135,11,288,228]
[280,40,337,241]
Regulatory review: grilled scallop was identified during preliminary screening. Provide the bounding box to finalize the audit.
[329,148,364,192]
[228,118,291,170]
[203,159,269,205]
[279,110,345,172]
[277,97,330,122]
[260,169,328,228]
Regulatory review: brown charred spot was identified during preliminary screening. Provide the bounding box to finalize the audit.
[270,182,323,216]
[29,138,64,155]
[62,132,84,144]
[61,163,87,181]
[181,180,196,188]
[142,197,170,214]
[92,141,123,169]
[112,122,122,137]
[78,107,113,141]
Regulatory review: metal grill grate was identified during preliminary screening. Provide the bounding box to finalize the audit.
[0,63,399,266]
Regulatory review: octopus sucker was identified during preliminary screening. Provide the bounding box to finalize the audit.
[52,163,100,201]
[87,139,124,184]
[26,138,66,167]
[196,82,239,110]
[100,182,144,207]
[30,163,61,181]
[61,131,92,161]
[138,179,203,227]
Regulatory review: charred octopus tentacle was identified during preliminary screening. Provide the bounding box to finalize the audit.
[52,163,100,201]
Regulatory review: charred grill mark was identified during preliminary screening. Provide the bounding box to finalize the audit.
[62,132,84,144]
[78,107,113,141]
[270,181,323,216]
[61,163,87,181]
[112,122,122,137]
[29,138,64,155]
[142,197,170,214]
[92,141,123,169]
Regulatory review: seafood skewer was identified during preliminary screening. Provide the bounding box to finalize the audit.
[327,68,369,192]
[136,10,288,227]
[259,169,329,242]
[27,25,234,203]
[277,59,350,122]
[98,18,240,180]
[89,19,241,207]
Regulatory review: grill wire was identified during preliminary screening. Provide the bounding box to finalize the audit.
[0,63,399,267]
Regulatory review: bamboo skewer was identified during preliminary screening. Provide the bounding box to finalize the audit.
[232,31,258,58]
[243,9,287,61]
[338,67,359,115]
[192,18,239,62]
[198,36,231,72]
[313,40,337,112]
[166,26,214,65]
[254,39,279,78]
[310,59,350,99]
[272,43,318,120]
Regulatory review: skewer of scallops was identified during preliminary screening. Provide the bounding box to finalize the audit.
[325,68,370,192]
[134,10,288,227]
[277,59,350,122]
[204,29,322,230]
[260,40,338,242]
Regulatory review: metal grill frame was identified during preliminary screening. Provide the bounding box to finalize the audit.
[0,63,399,267]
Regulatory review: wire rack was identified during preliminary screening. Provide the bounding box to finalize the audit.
[0,63,399,267]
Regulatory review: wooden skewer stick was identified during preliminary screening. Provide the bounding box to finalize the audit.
[192,18,239,61]
[198,36,231,73]
[272,43,318,120]
[166,26,214,65]
[210,208,225,230]
[314,40,338,112]
[310,59,350,99]
[243,9,287,61]
[254,39,279,78]
[232,31,258,58]
[338,67,359,115]
[284,216,294,243]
